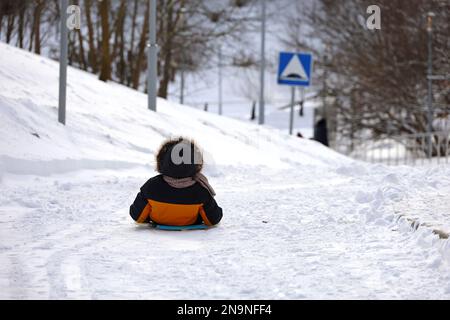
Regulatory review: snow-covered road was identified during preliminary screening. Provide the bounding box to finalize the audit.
[1,165,449,299]
[1,42,450,299]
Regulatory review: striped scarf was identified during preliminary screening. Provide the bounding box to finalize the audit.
[163,173,216,197]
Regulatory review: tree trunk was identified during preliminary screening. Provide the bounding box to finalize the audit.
[157,1,165,77]
[130,0,138,49]
[126,0,139,86]
[17,4,25,48]
[98,0,111,82]
[113,0,127,84]
[28,17,34,51]
[33,0,45,54]
[0,11,3,39]
[95,7,101,56]
[118,2,127,84]
[111,0,126,62]
[158,2,174,99]
[118,28,126,84]
[6,13,15,44]
[131,1,149,90]
[77,29,87,70]
[84,0,98,73]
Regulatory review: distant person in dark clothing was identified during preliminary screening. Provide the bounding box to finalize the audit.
[313,118,329,146]
[250,101,256,121]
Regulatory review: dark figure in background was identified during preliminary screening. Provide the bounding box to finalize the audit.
[298,101,304,117]
[250,101,256,121]
[313,118,329,146]
[296,132,303,138]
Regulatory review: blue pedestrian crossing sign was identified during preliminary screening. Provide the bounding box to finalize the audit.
[277,52,313,87]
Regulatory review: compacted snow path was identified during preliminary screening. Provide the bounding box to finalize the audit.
[1,165,449,299]
[1,42,450,299]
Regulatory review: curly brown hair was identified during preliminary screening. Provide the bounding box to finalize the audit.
[156,137,203,178]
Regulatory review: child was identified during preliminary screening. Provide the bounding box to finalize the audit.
[130,137,223,226]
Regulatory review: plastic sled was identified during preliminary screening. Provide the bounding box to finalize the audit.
[150,223,209,231]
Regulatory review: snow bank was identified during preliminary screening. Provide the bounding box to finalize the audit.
[337,162,450,244]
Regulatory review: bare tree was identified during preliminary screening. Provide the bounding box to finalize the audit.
[281,0,449,154]
[0,0,260,102]
[32,0,45,54]
[131,0,149,90]
[84,0,98,73]
[98,0,111,81]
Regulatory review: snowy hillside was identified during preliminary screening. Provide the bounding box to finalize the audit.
[0,42,340,174]
[1,42,450,299]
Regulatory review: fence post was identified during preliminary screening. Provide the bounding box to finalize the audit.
[437,134,441,164]
[396,139,400,165]
[445,133,450,163]
[403,137,408,165]
[422,135,426,165]
[387,140,391,165]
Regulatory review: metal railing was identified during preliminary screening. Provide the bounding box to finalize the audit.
[347,131,450,166]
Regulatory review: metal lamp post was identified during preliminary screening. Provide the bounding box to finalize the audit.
[147,0,158,111]
[58,0,68,125]
[426,12,435,158]
[218,45,223,115]
[258,0,266,125]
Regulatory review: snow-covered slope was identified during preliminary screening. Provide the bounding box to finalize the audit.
[1,42,450,299]
[0,42,344,177]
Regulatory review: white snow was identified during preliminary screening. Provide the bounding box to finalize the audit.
[1,42,450,299]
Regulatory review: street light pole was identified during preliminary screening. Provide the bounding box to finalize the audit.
[289,87,295,135]
[258,0,266,125]
[180,59,185,105]
[426,12,435,158]
[58,0,68,125]
[218,45,223,115]
[147,0,158,111]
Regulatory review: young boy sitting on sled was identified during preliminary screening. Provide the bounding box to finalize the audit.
[129,137,223,226]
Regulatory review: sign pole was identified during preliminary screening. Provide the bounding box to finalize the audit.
[58,0,68,125]
[147,0,158,111]
[180,60,185,104]
[258,0,266,125]
[426,12,434,158]
[289,87,295,135]
[218,45,223,115]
